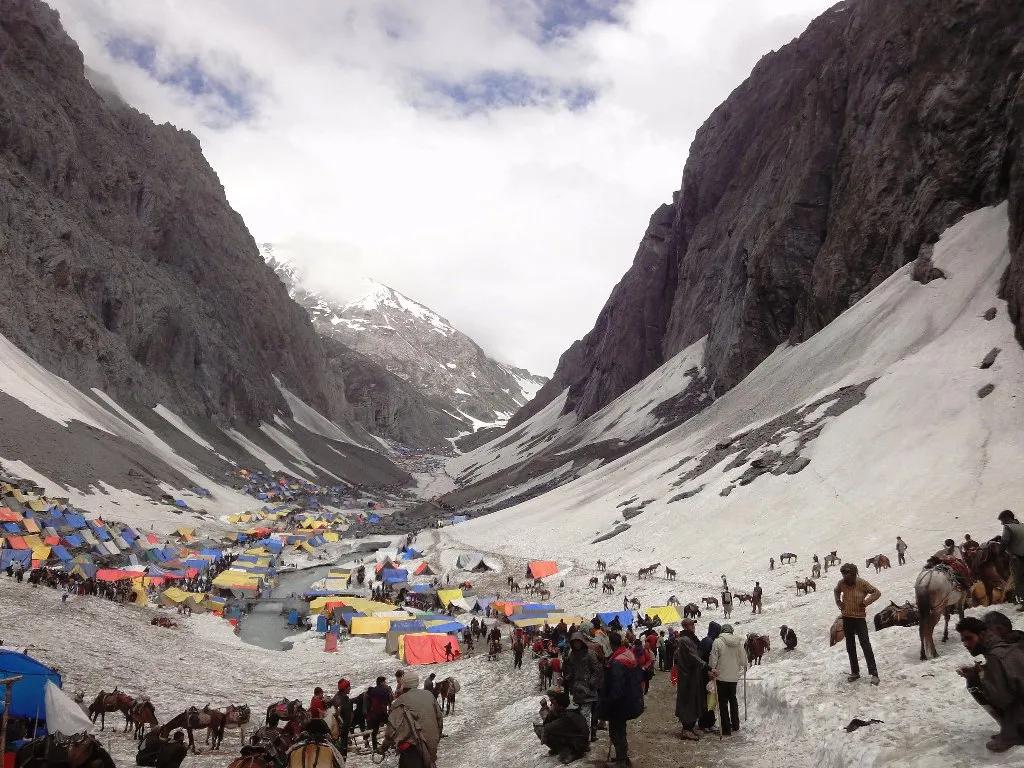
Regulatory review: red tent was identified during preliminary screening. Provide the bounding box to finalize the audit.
[96,569,135,581]
[0,507,21,522]
[6,536,27,550]
[526,560,558,579]
[413,562,435,576]
[404,634,461,666]
[44,535,60,545]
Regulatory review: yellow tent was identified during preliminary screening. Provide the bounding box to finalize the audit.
[300,542,316,555]
[22,534,42,550]
[160,587,190,604]
[324,576,349,590]
[28,499,49,512]
[343,597,396,613]
[22,518,40,533]
[350,616,392,635]
[175,527,195,537]
[437,589,463,607]
[511,617,548,628]
[244,547,270,556]
[643,605,682,624]
[322,532,340,542]
[547,613,584,626]
[213,571,262,588]
[30,544,51,562]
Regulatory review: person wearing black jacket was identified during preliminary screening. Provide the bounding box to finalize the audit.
[596,631,644,766]
[331,679,354,758]
[698,622,721,732]
[155,731,188,768]
[536,690,591,763]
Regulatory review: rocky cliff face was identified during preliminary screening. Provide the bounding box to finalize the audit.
[263,245,548,440]
[0,0,353,426]
[514,0,1024,429]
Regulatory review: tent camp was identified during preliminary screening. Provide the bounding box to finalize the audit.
[381,568,409,585]
[455,553,500,572]
[526,560,558,579]
[413,562,436,576]
[401,633,461,665]
[596,610,635,628]
[436,589,463,607]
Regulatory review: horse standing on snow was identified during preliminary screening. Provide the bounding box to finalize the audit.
[915,565,967,660]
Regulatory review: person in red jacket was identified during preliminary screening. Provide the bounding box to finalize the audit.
[309,687,326,719]
[633,639,655,694]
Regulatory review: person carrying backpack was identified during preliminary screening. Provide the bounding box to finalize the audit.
[596,631,644,766]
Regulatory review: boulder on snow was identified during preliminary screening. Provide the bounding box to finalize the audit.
[983,307,997,321]
[786,457,812,475]
[979,347,1001,369]
[911,244,947,285]
[978,384,995,399]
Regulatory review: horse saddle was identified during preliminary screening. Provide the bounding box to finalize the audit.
[933,557,971,590]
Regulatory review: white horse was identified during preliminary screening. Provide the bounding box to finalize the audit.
[915,567,967,660]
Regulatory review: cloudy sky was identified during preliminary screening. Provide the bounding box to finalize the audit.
[49,0,835,375]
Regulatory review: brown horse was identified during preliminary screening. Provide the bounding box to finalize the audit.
[436,677,460,714]
[17,734,115,768]
[873,601,919,632]
[227,753,276,768]
[164,706,226,752]
[796,578,816,594]
[865,555,891,573]
[966,540,1011,607]
[130,699,158,740]
[744,633,770,665]
[682,603,701,619]
[88,690,135,731]
[915,566,967,660]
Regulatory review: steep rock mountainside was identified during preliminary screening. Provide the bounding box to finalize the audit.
[322,337,467,451]
[0,0,346,426]
[513,0,1024,431]
[263,245,547,437]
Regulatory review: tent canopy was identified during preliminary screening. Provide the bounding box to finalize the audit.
[436,588,463,607]
[402,633,461,665]
[596,610,635,627]
[643,605,681,625]
[0,649,61,718]
[382,568,409,585]
[526,560,558,579]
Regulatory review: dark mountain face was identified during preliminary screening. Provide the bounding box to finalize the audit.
[514,0,1024,430]
[0,0,351,426]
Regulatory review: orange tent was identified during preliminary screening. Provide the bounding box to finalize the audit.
[5,536,27,550]
[96,569,135,581]
[492,601,523,616]
[526,560,558,579]
[403,633,461,665]
[0,507,21,522]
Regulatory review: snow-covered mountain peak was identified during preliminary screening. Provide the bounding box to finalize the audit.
[343,279,455,337]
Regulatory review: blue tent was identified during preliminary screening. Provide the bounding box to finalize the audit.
[389,619,427,633]
[426,621,464,634]
[410,584,434,594]
[596,610,635,627]
[0,550,31,569]
[174,499,188,509]
[367,514,381,524]
[120,528,138,544]
[450,515,468,524]
[255,538,283,554]
[0,650,61,718]
[63,534,83,548]
[400,548,422,560]
[287,609,300,626]
[3,522,20,533]
[316,615,329,633]
[200,549,222,559]
[382,568,408,585]
[521,603,557,612]
[64,514,86,529]
[51,546,72,562]
[184,558,210,570]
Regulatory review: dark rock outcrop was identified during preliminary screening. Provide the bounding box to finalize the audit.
[515,0,1024,429]
[0,0,353,427]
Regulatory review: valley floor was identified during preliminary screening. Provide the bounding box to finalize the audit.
[4,524,1022,768]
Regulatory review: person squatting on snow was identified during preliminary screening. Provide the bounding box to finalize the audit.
[998,510,1024,612]
[955,613,1024,753]
[596,631,645,766]
[382,671,443,768]
[709,624,747,736]
[834,563,881,684]
[672,618,706,741]
[562,632,603,741]
[534,690,591,764]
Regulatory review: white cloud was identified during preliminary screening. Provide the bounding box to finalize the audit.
[47,0,835,375]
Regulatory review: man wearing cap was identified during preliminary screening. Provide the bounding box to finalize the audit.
[383,671,443,767]
[535,690,590,764]
[834,563,881,684]
[331,679,354,758]
[999,510,1024,611]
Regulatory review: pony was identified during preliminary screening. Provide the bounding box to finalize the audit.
[164,706,226,752]
[596,560,607,571]
[865,555,891,573]
[436,677,460,715]
[966,540,1011,607]
[915,565,967,660]
[796,578,816,594]
[602,582,615,594]
[666,595,681,607]
[17,734,115,768]
[665,567,677,580]
[873,601,919,632]
[823,551,842,570]
[221,704,252,746]
[129,699,158,740]
[744,634,770,665]
[701,596,719,609]
[588,577,599,588]
[683,603,701,619]
[88,690,135,732]
[779,552,797,564]
[811,562,822,579]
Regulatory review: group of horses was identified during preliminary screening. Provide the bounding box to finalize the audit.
[508,576,551,600]
[87,690,250,751]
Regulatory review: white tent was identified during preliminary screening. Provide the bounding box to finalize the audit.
[45,682,93,736]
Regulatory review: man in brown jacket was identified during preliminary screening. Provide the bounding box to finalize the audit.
[834,563,881,685]
[383,672,443,767]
